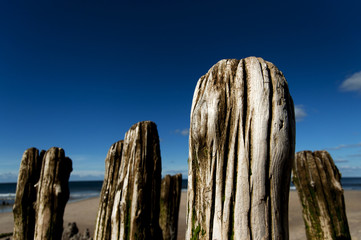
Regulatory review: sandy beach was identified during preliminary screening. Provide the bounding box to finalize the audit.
[1,191,360,239]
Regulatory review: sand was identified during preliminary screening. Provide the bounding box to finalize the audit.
[1,191,361,239]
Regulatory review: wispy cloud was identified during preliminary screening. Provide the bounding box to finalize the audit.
[337,164,361,177]
[70,170,104,181]
[337,165,361,176]
[338,165,361,170]
[295,105,307,122]
[175,128,189,136]
[326,142,361,151]
[347,153,361,158]
[71,155,88,162]
[340,71,361,93]
[0,172,18,183]
[334,159,349,163]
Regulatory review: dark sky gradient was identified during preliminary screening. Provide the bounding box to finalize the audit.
[1,0,361,181]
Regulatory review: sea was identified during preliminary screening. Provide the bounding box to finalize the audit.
[1,178,360,214]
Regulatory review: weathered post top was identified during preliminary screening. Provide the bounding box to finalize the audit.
[13,148,44,240]
[13,147,72,240]
[95,121,163,240]
[187,57,295,240]
[94,140,124,240]
[34,147,73,240]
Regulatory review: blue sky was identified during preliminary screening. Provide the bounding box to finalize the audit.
[1,0,361,182]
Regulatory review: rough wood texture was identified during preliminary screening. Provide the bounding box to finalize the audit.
[34,147,73,240]
[109,121,163,240]
[292,150,351,240]
[186,57,295,240]
[94,140,124,240]
[159,174,182,240]
[13,148,44,240]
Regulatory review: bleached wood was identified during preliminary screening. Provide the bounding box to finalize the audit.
[13,148,44,240]
[292,151,351,240]
[186,57,295,240]
[108,121,163,240]
[34,147,72,240]
[94,140,124,240]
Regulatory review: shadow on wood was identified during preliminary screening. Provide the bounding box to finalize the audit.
[292,150,351,240]
[159,174,182,240]
[94,121,163,240]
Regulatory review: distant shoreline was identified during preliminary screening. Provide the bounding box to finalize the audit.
[2,177,361,214]
[1,191,361,240]
[1,176,361,184]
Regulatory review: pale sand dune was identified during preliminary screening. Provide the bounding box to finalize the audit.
[1,191,361,239]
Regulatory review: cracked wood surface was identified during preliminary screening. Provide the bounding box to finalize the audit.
[34,147,72,240]
[94,121,162,240]
[13,147,72,240]
[94,140,124,240]
[13,148,44,240]
[292,151,351,240]
[186,57,295,240]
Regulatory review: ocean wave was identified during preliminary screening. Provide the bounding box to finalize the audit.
[68,191,100,202]
[0,193,16,201]
[0,192,101,202]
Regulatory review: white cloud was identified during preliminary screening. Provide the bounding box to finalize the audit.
[336,165,361,177]
[70,170,104,181]
[338,165,361,170]
[348,153,361,158]
[295,105,307,122]
[326,142,361,151]
[175,128,189,136]
[340,71,361,93]
[0,172,18,183]
[334,159,349,163]
[71,155,88,162]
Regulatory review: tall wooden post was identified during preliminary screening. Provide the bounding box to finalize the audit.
[292,150,351,240]
[34,147,72,240]
[94,121,163,240]
[159,173,182,240]
[186,57,295,240]
[13,148,44,240]
[94,140,124,240]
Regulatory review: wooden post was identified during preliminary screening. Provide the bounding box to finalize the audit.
[103,121,163,240]
[13,148,44,240]
[292,150,351,240]
[186,57,296,240]
[159,174,182,240]
[94,140,124,240]
[34,147,73,240]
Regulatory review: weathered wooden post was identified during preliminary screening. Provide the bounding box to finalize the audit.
[34,147,73,240]
[13,148,44,240]
[99,121,163,240]
[159,173,182,240]
[94,140,124,240]
[186,57,295,240]
[292,150,351,240]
